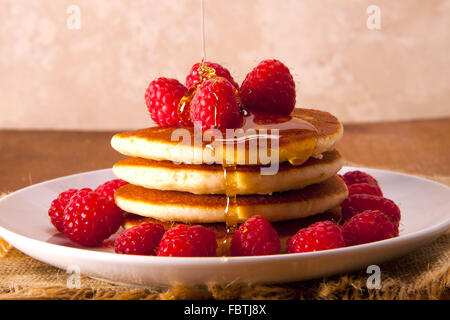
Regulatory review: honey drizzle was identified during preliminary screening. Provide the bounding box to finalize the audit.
[198,0,240,254]
[177,1,217,126]
[195,0,319,255]
[215,112,319,254]
[201,1,239,250]
[212,111,319,165]
[178,85,197,125]
[200,0,206,63]
[222,164,239,254]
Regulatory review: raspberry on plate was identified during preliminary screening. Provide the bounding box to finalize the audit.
[190,77,242,130]
[48,188,78,232]
[342,170,379,187]
[95,178,129,211]
[115,222,165,255]
[240,59,296,115]
[230,215,281,256]
[63,188,123,247]
[186,61,239,89]
[341,194,401,226]
[145,77,188,127]
[286,220,345,253]
[348,183,383,197]
[342,210,399,246]
[157,224,217,257]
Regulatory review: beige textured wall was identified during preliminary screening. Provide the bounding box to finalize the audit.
[1,0,449,130]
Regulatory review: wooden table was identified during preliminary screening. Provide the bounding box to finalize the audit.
[1,118,449,194]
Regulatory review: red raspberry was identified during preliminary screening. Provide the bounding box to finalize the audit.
[186,61,239,89]
[48,189,78,232]
[115,222,165,255]
[230,215,280,256]
[157,224,217,257]
[145,77,188,127]
[190,77,242,130]
[342,210,399,246]
[341,199,356,221]
[342,170,379,187]
[286,220,345,253]
[240,59,296,115]
[95,179,129,211]
[63,188,123,247]
[348,183,383,197]
[341,194,401,226]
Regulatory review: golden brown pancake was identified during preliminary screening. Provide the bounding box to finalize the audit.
[115,175,348,223]
[122,207,342,255]
[113,150,343,195]
[111,108,343,166]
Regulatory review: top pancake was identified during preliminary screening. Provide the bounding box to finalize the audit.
[111,108,343,166]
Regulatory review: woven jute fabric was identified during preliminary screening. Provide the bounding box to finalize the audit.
[0,171,449,300]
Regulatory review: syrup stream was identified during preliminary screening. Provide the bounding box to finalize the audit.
[222,164,238,254]
[200,0,240,250]
[196,0,318,254]
[200,0,206,62]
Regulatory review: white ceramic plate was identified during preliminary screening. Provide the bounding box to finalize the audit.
[0,167,449,286]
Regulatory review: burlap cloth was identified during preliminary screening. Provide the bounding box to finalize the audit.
[0,170,448,300]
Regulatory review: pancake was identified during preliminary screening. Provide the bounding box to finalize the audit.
[122,207,342,254]
[115,175,348,223]
[111,108,343,166]
[113,150,343,195]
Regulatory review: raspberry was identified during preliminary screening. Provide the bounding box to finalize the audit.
[286,221,345,253]
[145,77,188,127]
[348,183,383,197]
[240,59,296,115]
[95,179,129,211]
[157,224,217,257]
[342,210,399,246]
[342,170,379,187]
[230,215,281,256]
[115,222,165,255]
[186,61,239,89]
[48,188,78,232]
[190,77,242,130]
[341,194,401,226]
[63,188,123,247]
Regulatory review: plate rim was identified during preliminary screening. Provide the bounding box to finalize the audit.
[0,166,449,265]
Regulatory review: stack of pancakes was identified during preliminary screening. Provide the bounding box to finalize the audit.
[111,108,348,254]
